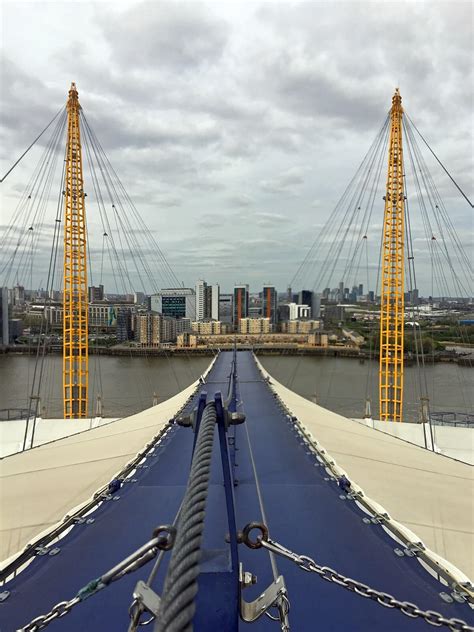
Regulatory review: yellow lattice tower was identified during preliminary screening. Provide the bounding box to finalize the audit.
[63,83,88,418]
[379,89,405,422]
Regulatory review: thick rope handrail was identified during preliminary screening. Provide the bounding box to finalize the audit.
[154,401,217,632]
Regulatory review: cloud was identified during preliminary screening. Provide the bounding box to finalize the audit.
[260,166,308,194]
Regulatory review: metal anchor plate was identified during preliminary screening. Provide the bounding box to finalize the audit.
[239,563,288,623]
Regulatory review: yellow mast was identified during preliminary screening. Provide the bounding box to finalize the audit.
[63,83,88,418]
[379,88,405,422]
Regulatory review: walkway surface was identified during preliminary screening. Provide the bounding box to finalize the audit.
[1,351,472,631]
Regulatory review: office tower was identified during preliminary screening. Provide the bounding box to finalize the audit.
[196,280,220,321]
[219,294,233,325]
[233,285,249,330]
[262,285,277,325]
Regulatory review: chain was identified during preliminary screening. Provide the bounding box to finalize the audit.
[20,597,81,632]
[18,526,176,632]
[241,523,474,632]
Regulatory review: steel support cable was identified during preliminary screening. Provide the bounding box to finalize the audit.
[404,174,434,437]
[0,109,66,264]
[155,402,217,632]
[315,115,390,293]
[0,106,65,183]
[15,112,66,287]
[405,127,472,411]
[82,118,130,294]
[24,148,66,448]
[81,113,180,290]
[406,113,473,208]
[340,130,388,285]
[81,114,177,288]
[324,117,389,288]
[290,112,390,290]
[343,125,389,292]
[81,121,131,295]
[82,124,183,400]
[1,111,67,282]
[344,128,389,288]
[405,119,472,294]
[81,116,198,382]
[406,135,471,299]
[81,120,153,296]
[406,117,473,274]
[1,108,66,252]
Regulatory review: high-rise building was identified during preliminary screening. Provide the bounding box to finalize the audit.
[210,284,219,321]
[150,288,195,320]
[233,285,249,330]
[1,287,9,345]
[358,284,364,296]
[312,294,321,318]
[219,294,233,325]
[195,281,220,321]
[298,290,312,308]
[262,285,277,325]
[338,281,344,302]
[195,280,207,321]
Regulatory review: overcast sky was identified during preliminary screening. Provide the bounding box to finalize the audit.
[1,1,472,296]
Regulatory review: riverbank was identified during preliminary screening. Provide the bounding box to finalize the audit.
[1,343,472,364]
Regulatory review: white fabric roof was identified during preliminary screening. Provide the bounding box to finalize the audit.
[255,358,473,580]
[0,380,198,564]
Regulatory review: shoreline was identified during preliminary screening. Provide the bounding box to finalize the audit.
[1,344,472,365]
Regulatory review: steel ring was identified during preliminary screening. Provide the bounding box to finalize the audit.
[242,522,269,549]
[152,525,177,550]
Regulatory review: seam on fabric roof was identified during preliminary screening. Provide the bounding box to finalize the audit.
[326,450,471,480]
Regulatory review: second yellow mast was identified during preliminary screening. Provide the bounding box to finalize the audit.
[63,83,89,418]
[379,89,405,422]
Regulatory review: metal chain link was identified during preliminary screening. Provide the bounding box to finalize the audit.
[241,523,474,632]
[260,536,474,632]
[20,597,81,632]
[18,527,175,632]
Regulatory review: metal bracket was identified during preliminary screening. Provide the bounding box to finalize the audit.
[239,563,287,622]
[133,580,161,616]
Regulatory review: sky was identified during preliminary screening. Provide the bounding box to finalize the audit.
[1,0,473,296]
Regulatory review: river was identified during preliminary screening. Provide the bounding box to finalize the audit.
[0,353,472,421]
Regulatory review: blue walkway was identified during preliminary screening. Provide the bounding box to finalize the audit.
[1,351,472,631]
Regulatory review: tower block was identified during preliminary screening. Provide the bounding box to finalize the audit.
[63,83,89,418]
[379,89,405,422]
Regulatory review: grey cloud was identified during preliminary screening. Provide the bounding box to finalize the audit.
[99,2,229,71]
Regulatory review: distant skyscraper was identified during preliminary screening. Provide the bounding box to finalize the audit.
[210,284,220,320]
[233,285,249,330]
[338,281,344,302]
[196,280,207,321]
[358,284,363,296]
[262,285,277,324]
[312,294,321,318]
[219,294,233,325]
[196,280,219,321]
